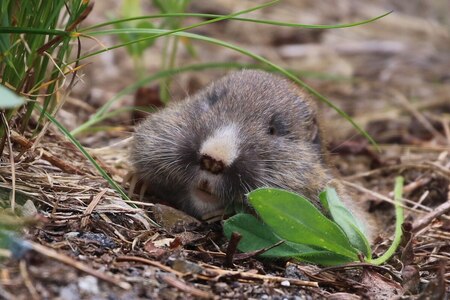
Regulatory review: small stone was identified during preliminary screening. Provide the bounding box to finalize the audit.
[285,263,310,281]
[78,275,100,294]
[22,200,37,217]
[59,284,80,300]
[171,259,203,274]
[214,282,229,293]
[280,280,290,287]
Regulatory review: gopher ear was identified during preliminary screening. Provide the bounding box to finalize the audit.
[311,123,321,146]
[311,123,322,148]
[310,118,327,164]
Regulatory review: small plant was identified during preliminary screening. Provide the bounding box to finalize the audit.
[114,0,156,79]
[112,0,193,98]
[224,177,404,266]
[0,0,91,151]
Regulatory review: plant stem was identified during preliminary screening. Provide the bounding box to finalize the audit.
[369,176,404,265]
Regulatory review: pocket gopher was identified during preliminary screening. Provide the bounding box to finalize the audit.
[131,70,375,239]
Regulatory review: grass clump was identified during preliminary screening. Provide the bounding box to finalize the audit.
[0,0,91,147]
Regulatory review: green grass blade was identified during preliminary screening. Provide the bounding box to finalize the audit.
[83,27,378,148]
[0,27,69,36]
[81,11,391,32]
[71,106,154,136]
[71,62,256,135]
[71,62,352,136]
[74,0,279,62]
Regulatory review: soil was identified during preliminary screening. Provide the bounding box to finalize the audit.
[1,1,449,299]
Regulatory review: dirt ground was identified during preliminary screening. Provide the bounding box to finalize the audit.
[1,0,449,299]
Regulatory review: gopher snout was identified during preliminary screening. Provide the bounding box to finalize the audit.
[200,154,225,174]
[199,124,240,170]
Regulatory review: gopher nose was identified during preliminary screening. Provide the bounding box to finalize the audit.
[199,124,240,175]
[200,154,225,174]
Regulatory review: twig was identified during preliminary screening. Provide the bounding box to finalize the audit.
[116,256,184,277]
[393,90,446,142]
[342,180,424,214]
[441,117,450,144]
[344,179,450,223]
[389,177,430,197]
[0,285,15,300]
[344,163,450,181]
[19,260,40,300]
[412,198,450,233]
[413,190,430,210]
[10,131,85,175]
[81,189,107,229]
[199,264,318,288]
[314,262,402,282]
[160,274,213,299]
[225,232,241,267]
[233,240,285,261]
[424,161,450,178]
[29,241,131,290]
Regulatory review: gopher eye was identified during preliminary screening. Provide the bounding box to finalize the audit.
[268,126,276,135]
[268,114,290,136]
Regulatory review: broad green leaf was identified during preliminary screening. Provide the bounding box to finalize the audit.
[224,213,353,265]
[224,213,317,258]
[319,187,372,259]
[0,85,25,108]
[293,251,353,266]
[248,188,359,260]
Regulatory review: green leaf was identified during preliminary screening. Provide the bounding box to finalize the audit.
[319,187,372,259]
[0,85,25,108]
[248,188,359,260]
[224,213,317,258]
[223,213,353,265]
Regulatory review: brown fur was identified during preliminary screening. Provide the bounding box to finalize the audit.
[131,70,375,240]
